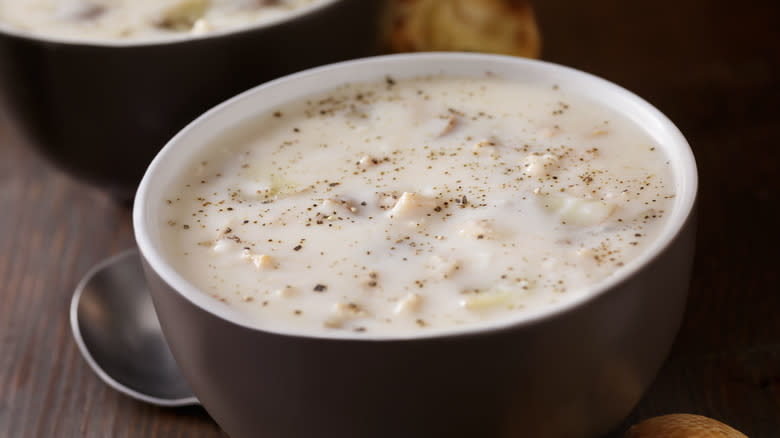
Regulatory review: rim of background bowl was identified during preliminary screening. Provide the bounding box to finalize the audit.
[134,52,698,341]
[0,0,340,47]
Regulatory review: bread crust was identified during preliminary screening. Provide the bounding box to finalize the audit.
[626,414,748,438]
[388,0,541,58]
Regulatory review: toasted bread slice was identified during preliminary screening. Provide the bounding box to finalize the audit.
[388,0,541,58]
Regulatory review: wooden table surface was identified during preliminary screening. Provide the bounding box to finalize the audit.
[1,0,778,436]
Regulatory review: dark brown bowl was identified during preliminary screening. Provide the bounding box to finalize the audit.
[0,0,389,201]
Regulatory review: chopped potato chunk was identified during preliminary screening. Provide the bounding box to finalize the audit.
[191,18,212,34]
[238,174,304,202]
[539,194,617,226]
[460,288,511,310]
[394,293,423,315]
[457,218,497,240]
[537,126,560,139]
[241,250,278,270]
[319,198,359,219]
[275,285,298,298]
[522,153,559,177]
[425,255,461,279]
[324,302,369,328]
[388,192,438,220]
[153,0,209,30]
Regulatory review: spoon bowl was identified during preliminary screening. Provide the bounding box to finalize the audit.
[70,249,199,407]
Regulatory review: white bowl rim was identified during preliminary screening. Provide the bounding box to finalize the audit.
[134,52,698,341]
[0,0,340,47]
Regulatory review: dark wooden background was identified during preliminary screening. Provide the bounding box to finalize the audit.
[1,0,778,436]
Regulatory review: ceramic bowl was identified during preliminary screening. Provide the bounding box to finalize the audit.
[134,52,698,438]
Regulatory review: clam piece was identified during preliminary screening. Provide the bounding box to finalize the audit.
[472,138,500,157]
[437,115,458,137]
[357,155,381,168]
[420,114,459,138]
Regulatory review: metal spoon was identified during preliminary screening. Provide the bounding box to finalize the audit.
[70,249,199,407]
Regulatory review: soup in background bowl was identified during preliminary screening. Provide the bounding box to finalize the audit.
[0,0,389,200]
[134,52,697,438]
[0,0,330,42]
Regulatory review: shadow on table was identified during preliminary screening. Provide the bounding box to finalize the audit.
[149,404,226,436]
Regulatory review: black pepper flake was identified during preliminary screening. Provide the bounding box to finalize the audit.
[313,284,327,292]
[182,225,190,229]
[329,182,340,187]
[293,245,303,251]
[273,111,282,117]
[385,76,396,86]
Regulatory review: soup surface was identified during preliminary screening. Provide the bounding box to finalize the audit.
[161,75,676,335]
[0,0,323,41]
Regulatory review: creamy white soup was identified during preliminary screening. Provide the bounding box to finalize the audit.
[0,0,323,41]
[160,75,676,335]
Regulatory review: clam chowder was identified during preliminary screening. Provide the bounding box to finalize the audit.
[160,75,676,335]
